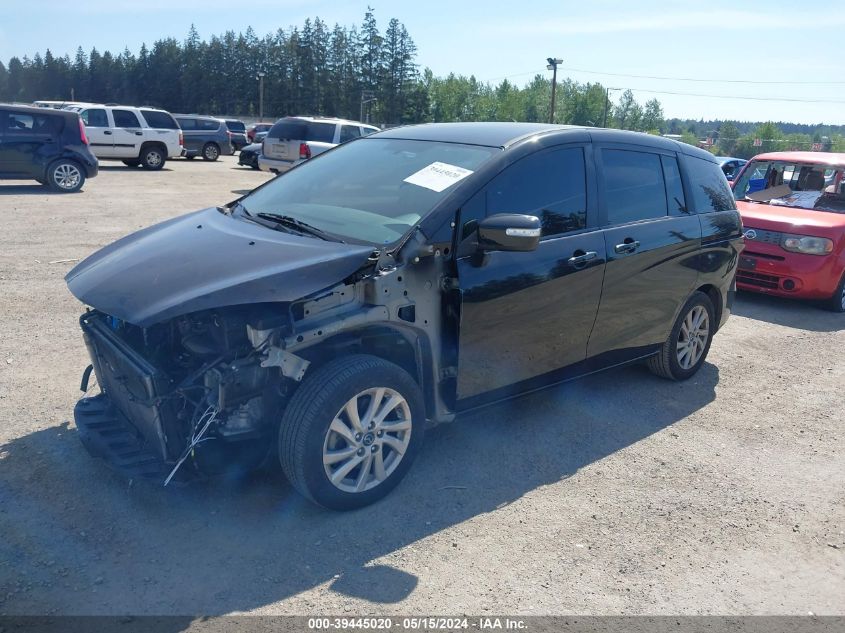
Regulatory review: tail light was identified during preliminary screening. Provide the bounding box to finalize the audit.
[299,142,311,160]
[179,132,184,146]
[78,117,89,145]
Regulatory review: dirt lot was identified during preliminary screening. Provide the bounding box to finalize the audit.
[0,156,843,616]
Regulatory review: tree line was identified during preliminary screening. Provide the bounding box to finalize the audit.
[0,9,663,131]
[0,7,841,156]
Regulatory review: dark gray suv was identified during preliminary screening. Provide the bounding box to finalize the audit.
[175,115,233,161]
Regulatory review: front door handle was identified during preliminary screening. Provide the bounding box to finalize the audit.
[614,240,640,254]
[103,130,112,135]
[567,251,598,266]
[134,131,143,136]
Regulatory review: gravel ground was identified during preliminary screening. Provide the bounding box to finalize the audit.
[0,156,843,616]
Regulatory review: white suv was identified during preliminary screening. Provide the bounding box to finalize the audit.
[258,116,379,174]
[66,103,184,170]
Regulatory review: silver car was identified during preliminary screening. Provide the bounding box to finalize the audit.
[258,116,379,174]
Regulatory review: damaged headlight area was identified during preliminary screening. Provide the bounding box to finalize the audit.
[74,305,301,484]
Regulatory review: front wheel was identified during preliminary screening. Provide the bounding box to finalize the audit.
[825,274,845,313]
[278,355,425,510]
[123,159,140,167]
[46,160,85,193]
[648,291,715,380]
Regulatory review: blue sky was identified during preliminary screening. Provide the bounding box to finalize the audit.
[3,0,845,124]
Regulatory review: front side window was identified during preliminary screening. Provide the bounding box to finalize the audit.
[239,138,499,245]
[486,147,588,236]
[81,108,109,127]
[685,155,736,212]
[113,109,140,128]
[601,149,668,224]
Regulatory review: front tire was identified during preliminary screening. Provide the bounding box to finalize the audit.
[46,160,85,193]
[123,159,141,167]
[648,291,715,380]
[279,355,425,510]
[140,146,166,170]
[202,143,220,161]
[825,273,845,313]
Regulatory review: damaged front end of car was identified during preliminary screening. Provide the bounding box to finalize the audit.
[67,205,453,485]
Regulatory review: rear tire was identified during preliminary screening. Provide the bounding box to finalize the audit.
[46,159,85,193]
[278,355,425,510]
[825,274,845,313]
[185,155,196,161]
[648,291,715,380]
[140,146,166,170]
[202,143,220,161]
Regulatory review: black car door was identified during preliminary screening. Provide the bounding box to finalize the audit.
[0,110,55,177]
[455,144,606,404]
[586,145,701,361]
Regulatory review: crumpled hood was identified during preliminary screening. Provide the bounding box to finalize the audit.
[66,207,374,326]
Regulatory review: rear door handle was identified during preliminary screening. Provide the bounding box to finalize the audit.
[103,130,112,135]
[567,251,598,266]
[614,240,640,254]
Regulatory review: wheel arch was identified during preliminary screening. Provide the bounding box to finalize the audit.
[695,283,723,331]
[138,140,167,159]
[294,324,438,421]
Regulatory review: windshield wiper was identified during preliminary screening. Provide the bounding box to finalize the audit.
[255,213,344,243]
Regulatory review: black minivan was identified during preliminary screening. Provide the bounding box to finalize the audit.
[0,104,98,192]
[67,123,743,509]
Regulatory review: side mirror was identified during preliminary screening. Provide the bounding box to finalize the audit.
[477,213,541,252]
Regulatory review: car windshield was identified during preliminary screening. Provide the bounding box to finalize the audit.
[238,138,499,244]
[733,159,845,213]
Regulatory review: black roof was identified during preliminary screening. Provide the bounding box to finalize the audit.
[1,103,72,116]
[373,122,718,162]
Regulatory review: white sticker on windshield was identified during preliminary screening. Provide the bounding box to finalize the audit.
[403,162,473,192]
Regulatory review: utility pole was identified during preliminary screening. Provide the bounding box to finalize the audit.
[546,57,562,123]
[360,90,376,123]
[602,87,619,128]
[256,71,266,121]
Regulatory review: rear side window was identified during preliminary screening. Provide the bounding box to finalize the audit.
[81,108,109,127]
[601,149,667,224]
[339,125,362,143]
[685,155,737,212]
[198,119,221,131]
[3,112,60,135]
[113,109,140,128]
[487,147,588,237]
[225,120,245,132]
[306,122,336,143]
[141,110,180,130]
[177,118,196,130]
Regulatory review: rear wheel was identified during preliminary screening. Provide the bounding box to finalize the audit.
[278,355,424,510]
[202,143,220,161]
[185,155,196,161]
[140,146,165,170]
[825,274,845,313]
[648,291,715,380]
[46,160,85,193]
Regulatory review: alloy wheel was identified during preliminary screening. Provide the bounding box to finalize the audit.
[676,305,709,370]
[53,163,81,190]
[322,387,412,493]
[146,151,163,167]
[204,144,219,160]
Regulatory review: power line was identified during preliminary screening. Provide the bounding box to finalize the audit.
[619,87,845,105]
[561,66,845,86]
